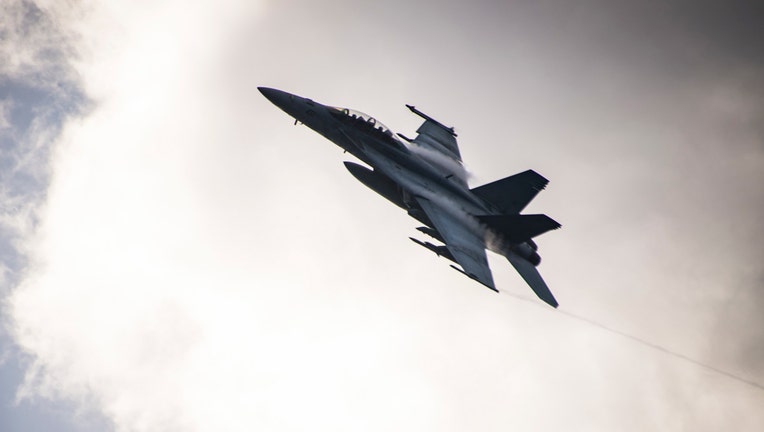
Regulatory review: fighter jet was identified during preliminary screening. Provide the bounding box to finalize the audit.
[260,87,561,307]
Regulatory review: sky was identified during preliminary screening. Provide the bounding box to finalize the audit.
[1,0,763,431]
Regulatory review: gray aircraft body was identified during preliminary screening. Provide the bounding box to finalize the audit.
[260,87,561,307]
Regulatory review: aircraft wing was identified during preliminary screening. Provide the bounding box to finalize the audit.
[406,105,461,162]
[415,197,497,292]
[404,105,467,188]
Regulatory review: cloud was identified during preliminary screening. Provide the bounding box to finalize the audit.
[0,0,86,258]
[0,98,13,130]
[3,1,764,432]
[0,1,80,92]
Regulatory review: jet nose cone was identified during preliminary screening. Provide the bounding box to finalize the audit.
[258,87,320,127]
[258,87,291,108]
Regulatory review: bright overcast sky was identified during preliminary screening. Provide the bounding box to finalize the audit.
[1,1,763,431]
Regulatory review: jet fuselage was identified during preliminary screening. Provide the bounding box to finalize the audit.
[258,87,492,243]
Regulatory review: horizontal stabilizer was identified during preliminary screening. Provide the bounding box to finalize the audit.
[477,214,561,244]
[506,252,558,308]
[471,170,548,214]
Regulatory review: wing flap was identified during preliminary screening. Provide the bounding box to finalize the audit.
[450,265,499,292]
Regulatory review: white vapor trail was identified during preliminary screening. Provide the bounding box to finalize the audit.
[407,143,471,184]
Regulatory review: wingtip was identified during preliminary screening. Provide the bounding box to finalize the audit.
[449,265,499,293]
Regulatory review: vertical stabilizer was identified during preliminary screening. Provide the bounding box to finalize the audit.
[471,170,548,214]
[506,252,559,308]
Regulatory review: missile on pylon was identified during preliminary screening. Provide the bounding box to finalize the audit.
[409,237,455,263]
[416,226,444,243]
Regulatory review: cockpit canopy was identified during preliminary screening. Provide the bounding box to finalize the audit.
[330,106,394,137]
